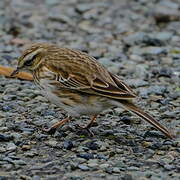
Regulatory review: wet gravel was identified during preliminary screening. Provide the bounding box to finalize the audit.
[0,0,180,179]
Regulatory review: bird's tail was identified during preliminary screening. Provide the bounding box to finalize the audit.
[119,100,174,139]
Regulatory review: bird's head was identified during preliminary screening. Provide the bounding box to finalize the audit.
[11,43,51,76]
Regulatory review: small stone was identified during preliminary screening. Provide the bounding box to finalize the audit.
[126,79,149,88]
[63,140,74,150]
[79,20,101,33]
[141,47,167,55]
[107,65,120,74]
[87,159,98,164]
[144,131,165,139]
[76,158,87,164]
[164,164,175,170]
[114,162,127,169]
[78,165,89,171]
[162,111,176,118]
[77,153,94,160]
[142,141,152,148]
[113,167,121,173]
[87,162,98,168]
[21,145,31,151]
[114,107,124,114]
[151,142,163,149]
[32,175,41,180]
[163,140,173,146]
[96,154,108,160]
[127,166,139,171]
[130,54,143,62]
[0,134,13,142]
[45,0,59,5]
[24,151,38,157]
[0,147,6,153]
[0,172,11,179]
[122,174,133,180]
[6,143,17,151]
[99,145,107,151]
[155,32,173,41]
[99,163,110,169]
[156,151,165,155]
[152,3,180,24]
[148,85,167,95]
[123,32,146,45]
[115,148,124,154]
[86,141,99,150]
[45,140,58,147]
[12,159,27,165]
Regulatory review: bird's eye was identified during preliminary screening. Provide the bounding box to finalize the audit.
[24,59,33,66]
[24,54,38,66]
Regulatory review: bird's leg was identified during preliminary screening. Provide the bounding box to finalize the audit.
[43,116,71,134]
[83,115,97,129]
[76,115,97,136]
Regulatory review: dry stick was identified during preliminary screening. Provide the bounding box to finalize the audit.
[0,65,33,81]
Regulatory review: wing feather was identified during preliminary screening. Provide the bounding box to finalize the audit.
[44,49,136,100]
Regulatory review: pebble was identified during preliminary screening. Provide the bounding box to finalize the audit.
[154,32,173,41]
[0,134,13,142]
[77,153,94,160]
[63,140,74,150]
[85,141,99,150]
[6,143,17,151]
[122,174,133,180]
[112,167,121,173]
[164,164,175,171]
[127,166,140,171]
[144,131,166,139]
[0,147,6,153]
[12,159,27,165]
[126,79,149,88]
[99,163,110,169]
[142,141,152,148]
[45,0,59,6]
[141,47,167,55]
[45,140,58,147]
[147,85,167,95]
[21,145,31,151]
[76,158,87,164]
[87,162,98,168]
[78,165,89,171]
[32,175,41,180]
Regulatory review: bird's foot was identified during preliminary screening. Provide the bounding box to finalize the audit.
[43,126,57,134]
[75,124,94,137]
[42,117,70,135]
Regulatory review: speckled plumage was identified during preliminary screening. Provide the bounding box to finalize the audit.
[12,43,173,138]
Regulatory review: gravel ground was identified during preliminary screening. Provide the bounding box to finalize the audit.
[0,0,180,179]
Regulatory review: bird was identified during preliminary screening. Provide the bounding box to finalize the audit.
[11,43,174,139]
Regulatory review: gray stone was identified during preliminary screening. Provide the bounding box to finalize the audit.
[126,79,149,88]
[6,143,17,151]
[78,165,89,171]
[112,167,121,173]
[45,0,59,5]
[87,162,98,168]
[154,32,173,41]
[127,166,139,171]
[99,163,110,169]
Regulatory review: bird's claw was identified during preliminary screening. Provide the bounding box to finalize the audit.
[43,127,57,134]
[75,124,94,137]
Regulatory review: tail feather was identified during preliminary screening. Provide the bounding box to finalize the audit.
[119,100,174,139]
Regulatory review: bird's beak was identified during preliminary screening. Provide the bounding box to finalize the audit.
[11,67,20,77]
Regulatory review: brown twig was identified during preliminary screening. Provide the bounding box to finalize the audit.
[0,65,33,81]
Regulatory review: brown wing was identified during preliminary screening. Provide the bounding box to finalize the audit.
[44,47,136,100]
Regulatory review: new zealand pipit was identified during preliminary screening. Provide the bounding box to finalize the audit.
[11,43,174,138]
